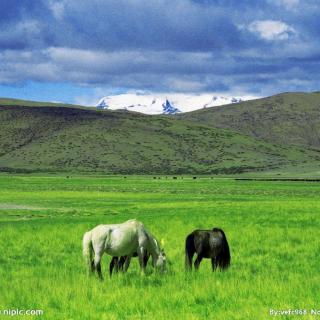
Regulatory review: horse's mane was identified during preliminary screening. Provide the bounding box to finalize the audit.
[144,228,161,255]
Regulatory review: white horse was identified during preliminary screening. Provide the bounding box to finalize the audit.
[82,219,166,279]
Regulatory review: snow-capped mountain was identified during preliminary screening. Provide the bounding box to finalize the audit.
[96,93,258,115]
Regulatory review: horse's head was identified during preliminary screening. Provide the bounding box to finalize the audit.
[155,249,167,273]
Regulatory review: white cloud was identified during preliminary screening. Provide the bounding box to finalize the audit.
[281,0,299,8]
[49,1,65,20]
[247,20,296,41]
[268,0,299,10]
[0,20,42,41]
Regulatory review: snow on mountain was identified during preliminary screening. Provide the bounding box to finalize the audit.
[96,93,258,114]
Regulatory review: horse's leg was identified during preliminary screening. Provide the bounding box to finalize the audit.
[185,234,196,271]
[194,253,203,271]
[144,252,150,267]
[109,257,118,277]
[123,255,132,272]
[119,256,126,272]
[94,253,103,280]
[185,248,195,271]
[90,260,95,273]
[211,257,217,272]
[137,247,147,274]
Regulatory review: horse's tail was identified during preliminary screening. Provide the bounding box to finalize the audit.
[185,233,195,271]
[213,228,231,270]
[82,231,94,275]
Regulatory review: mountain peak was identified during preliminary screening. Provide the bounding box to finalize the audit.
[96,93,257,114]
[162,99,181,114]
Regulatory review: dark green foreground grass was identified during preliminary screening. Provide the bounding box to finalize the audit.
[0,175,319,319]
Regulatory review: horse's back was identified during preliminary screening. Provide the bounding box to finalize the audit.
[212,228,226,239]
[97,219,146,256]
[90,224,114,239]
[189,229,224,258]
[124,219,145,230]
[90,220,137,237]
[85,219,149,255]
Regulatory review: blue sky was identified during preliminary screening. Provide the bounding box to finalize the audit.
[0,0,320,104]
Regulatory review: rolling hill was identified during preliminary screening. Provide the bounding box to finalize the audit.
[1,98,319,175]
[178,92,320,150]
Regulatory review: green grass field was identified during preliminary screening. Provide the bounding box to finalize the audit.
[0,175,319,319]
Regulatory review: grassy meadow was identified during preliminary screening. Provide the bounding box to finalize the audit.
[0,175,319,319]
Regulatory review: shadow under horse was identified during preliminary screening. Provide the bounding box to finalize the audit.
[109,252,151,276]
[185,228,231,271]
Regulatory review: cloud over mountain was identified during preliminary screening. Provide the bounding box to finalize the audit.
[1,0,320,101]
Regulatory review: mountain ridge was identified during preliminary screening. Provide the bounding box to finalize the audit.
[177,92,320,150]
[1,101,319,175]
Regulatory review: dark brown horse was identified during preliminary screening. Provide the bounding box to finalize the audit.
[185,228,230,271]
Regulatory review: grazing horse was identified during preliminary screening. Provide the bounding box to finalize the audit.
[109,252,151,276]
[83,219,166,279]
[185,228,230,271]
